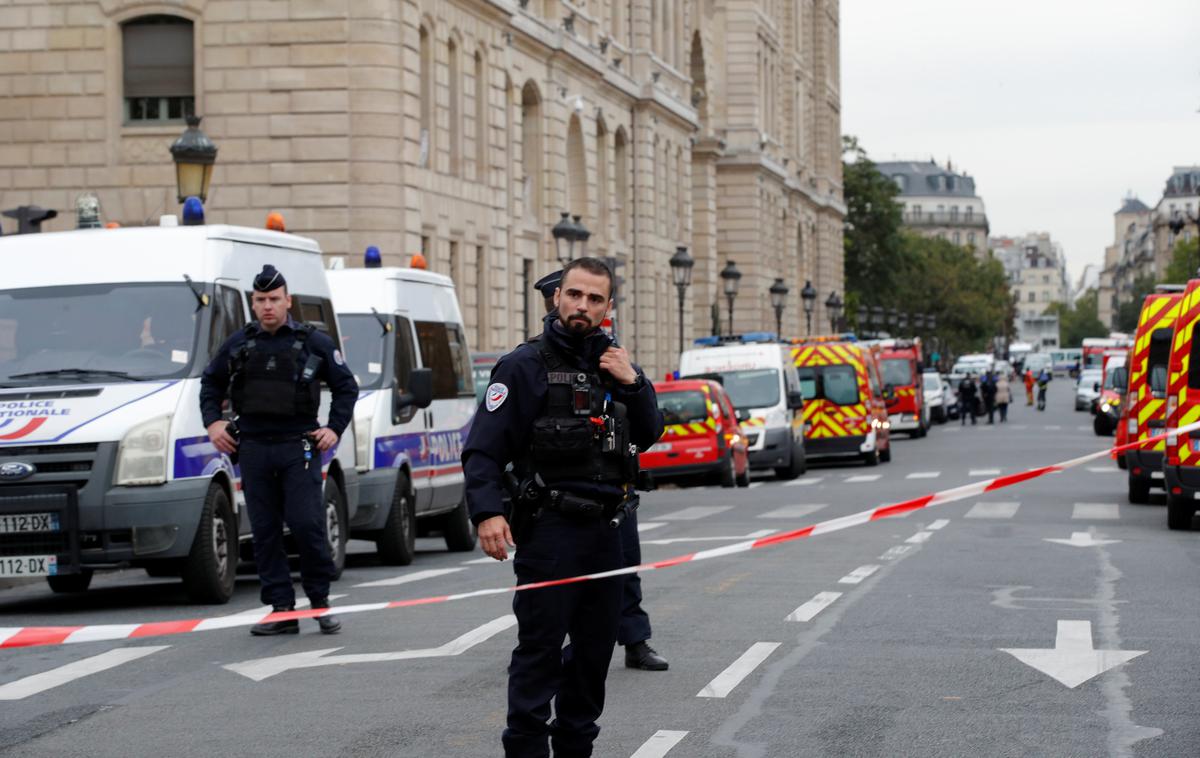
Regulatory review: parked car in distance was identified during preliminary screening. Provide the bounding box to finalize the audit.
[640,379,750,488]
[1024,352,1053,376]
[923,370,947,423]
[994,359,1014,380]
[944,372,965,419]
[1075,367,1103,411]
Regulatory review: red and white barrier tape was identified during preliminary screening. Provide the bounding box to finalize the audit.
[2,424,1192,650]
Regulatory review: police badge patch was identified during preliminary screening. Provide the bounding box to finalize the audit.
[485,383,509,412]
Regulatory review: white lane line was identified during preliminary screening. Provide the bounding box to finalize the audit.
[697,642,781,698]
[928,519,950,530]
[966,501,1020,519]
[880,545,913,560]
[785,591,843,622]
[658,506,733,521]
[630,730,689,758]
[969,468,1001,476]
[905,531,933,544]
[747,482,763,489]
[0,646,169,701]
[1012,425,1029,430]
[757,504,826,520]
[838,565,880,585]
[642,529,776,546]
[1086,466,1119,473]
[354,568,464,588]
[906,471,941,479]
[845,474,882,483]
[1072,503,1120,520]
[637,522,668,533]
[783,477,823,486]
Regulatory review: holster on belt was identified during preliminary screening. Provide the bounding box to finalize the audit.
[541,489,609,519]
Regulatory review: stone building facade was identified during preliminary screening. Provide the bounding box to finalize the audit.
[875,159,989,259]
[989,232,1069,348]
[0,0,844,379]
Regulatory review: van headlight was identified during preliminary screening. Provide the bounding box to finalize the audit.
[115,415,171,486]
[353,416,372,473]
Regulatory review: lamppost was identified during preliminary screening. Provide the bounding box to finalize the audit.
[669,246,694,357]
[898,311,909,334]
[800,279,817,335]
[769,278,789,337]
[552,212,577,265]
[720,260,742,336]
[572,213,591,257]
[826,291,843,332]
[169,114,218,204]
[887,306,899,333]
[871,305,884,337]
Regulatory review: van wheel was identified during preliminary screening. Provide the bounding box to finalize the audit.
[719,453,737,488]
[1093,415,1112,436]
[1127,475,1150,505]
[325,481,349,579]
[47,569,93,594]
[376,474,416,566]
[862,447,880,467]
[880,444,892,463]
[735,461,751,488]
[181,483,237,604]
[775,444,806,480]
[442,499,477,552]
[1167,493,1194,530]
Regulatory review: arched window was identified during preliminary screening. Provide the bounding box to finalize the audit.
[419,24,434,167]
[474,51,487,182]
[520,81,542,223]
[614,127,629,242]
[566,114,587,221]
[122,15,194,123]
[596,119,608,243]
[448,35,461,175]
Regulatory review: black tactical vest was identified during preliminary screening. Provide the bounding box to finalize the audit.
[229,323,322,418]
[522,337,639,485]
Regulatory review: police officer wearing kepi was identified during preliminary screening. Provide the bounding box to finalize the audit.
[200,264,358,636]
[533,269,669,673]
[464,257,664,757]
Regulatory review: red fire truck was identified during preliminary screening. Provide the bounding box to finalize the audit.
[877,338,928,437]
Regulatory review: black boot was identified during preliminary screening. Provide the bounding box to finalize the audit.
[250,606,299,636]
[311,598,341,635]
[624,641,668,671]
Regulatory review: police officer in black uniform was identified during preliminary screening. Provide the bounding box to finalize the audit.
[533,270,668,672]
[200,265,358,635]
[464,257,664,757]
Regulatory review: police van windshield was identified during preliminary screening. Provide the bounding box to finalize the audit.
[338,314,387,390]
[686,369,779,409]
[880,358,912,387]
[0,283,201,385]
[795,365,860,406]
[657,390,709,425]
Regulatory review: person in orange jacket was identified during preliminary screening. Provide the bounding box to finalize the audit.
[1023,368,1035,406]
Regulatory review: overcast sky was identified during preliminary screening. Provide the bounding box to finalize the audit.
[841,0,1200,285]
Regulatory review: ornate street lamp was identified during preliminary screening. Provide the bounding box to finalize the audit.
[826,291,843,333]
[887,306,899,330]
[572,214,591,258]
[898,311,909,333]
[720,260,742,336]
[669,246,694,357]
[913,313,926,331]
[169,114,218,203]
[769,278,789,337]
[552,212,576,264]
[800,279,817,335]
[870,305,884,335]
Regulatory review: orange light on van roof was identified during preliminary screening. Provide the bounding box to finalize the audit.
[409,252,428,270]
[265,212,286,231]
[104,222,120,229]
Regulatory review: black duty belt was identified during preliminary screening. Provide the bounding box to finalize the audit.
[538,489,612,520]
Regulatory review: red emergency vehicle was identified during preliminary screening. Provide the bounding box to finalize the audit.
[640,379,750,487]
[1121,290,1181,500]
[877,339,927,437]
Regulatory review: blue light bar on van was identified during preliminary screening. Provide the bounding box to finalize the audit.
[693,336,722,346]
[364,245,382,268]
[740,331,777,343]
[693,332,780,347]
[181,196,204,226]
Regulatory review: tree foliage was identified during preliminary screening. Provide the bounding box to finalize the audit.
[1044,289,1107,347]
[1114,274,1158,333]
[842,136,907,303]
[1161,237,1200,285]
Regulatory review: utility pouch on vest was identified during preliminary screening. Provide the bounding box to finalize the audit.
[530,417,595,463]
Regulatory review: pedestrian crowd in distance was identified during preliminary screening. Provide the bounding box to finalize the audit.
[956,365,1052,425]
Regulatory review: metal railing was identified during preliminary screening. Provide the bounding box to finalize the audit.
[902,211,988,228]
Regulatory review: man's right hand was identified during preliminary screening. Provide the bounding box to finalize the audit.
[478,515,515,561]
[206,420,238,455]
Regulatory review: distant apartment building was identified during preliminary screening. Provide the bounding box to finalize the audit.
[1097,197,1155,329]
[1151,166,1200,272]
[876,159,989,258]
[990,232,1069,348]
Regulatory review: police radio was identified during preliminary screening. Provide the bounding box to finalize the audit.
[572,372,592,416]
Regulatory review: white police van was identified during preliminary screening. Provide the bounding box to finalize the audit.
[327,260,477,565]
[678,334,806,479]
[0,220,362,603]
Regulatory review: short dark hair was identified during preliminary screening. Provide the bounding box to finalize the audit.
[561,257,615,299]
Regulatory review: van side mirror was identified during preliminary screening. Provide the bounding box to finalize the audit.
[735,408,751,423]
[396,368,434,418]
[1093,382,1100,393]
[786,390,804,410]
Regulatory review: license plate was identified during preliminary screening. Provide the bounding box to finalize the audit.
[0,512,60,534]
[0,555,57,577]
[1151,471,1164,479]
[647,443,671,453]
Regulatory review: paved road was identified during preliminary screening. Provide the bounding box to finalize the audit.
[2,383,1198,757]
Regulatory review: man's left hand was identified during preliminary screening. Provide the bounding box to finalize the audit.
[600,346,637,385]
[311,427,339,452]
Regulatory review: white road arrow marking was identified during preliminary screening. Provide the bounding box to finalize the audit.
[224,615,517,682]
[1044,532,1121,548]
[0,646,169,700]
[1000,620,1146,688]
